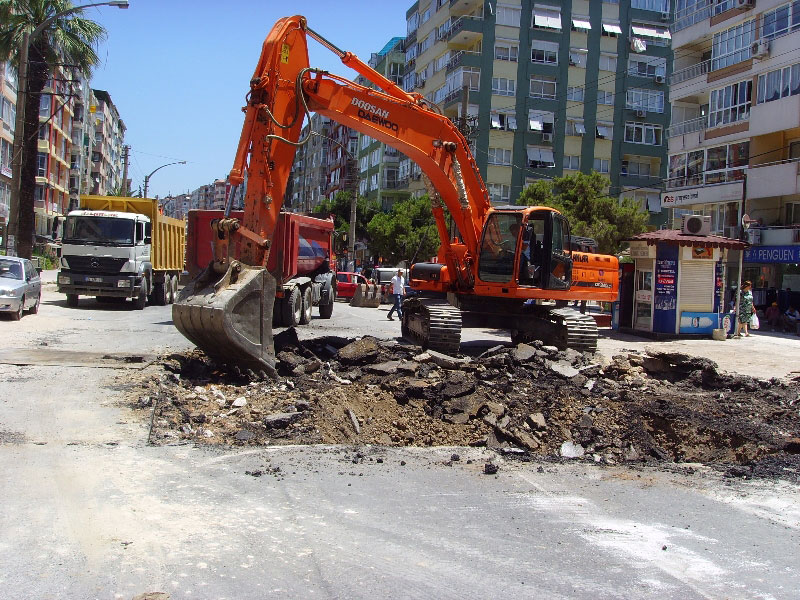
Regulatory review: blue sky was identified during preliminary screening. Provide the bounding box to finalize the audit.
[89,0,410,198]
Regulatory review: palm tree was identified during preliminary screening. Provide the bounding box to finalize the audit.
[0,0,106,258]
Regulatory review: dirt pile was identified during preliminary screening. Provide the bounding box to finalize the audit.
[129,328,800,480]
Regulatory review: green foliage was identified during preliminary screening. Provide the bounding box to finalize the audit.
[518,171,649,254]
[367,195,440,265]
[312,191,379,244]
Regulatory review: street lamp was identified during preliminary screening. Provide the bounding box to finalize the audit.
[143,161,186,199]
[6,0,129,254]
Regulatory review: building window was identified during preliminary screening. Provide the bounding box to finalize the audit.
[596,122,614,139]
[532,5,562,30]
[531,40,559,65]
[497,5,522,27]
[597,90,615,105]
[631,0,670,10]
[705,141,749,184]
[626,88,665,113]
[598,54,617,72]
[37,152,47,177]
[711,20,755,71]
[530,76,557,99]
[528,110,554,132]
[407,12,419,34]
[625,122,662,145]
[628,55,667,78]
[593,158,610,174]
[490,112,517,131]
[757,63,800,104]
[566,86,584,101]
[563,155,580,170]
[630,23,672,46]
[565,119,586,136]
[762,2,800,41]
[622,159,652,177]
[569,49,587,67]
[488,183,511,204]
[488,147,513,165]
[495,41,519,62]
[492,77,516,96]
[526,146,556,168]
[709,80,751,127]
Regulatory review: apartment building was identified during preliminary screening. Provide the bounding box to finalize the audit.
[402,0,672,219]
[326,122,359,200]
[68,69,95,210]
[0,61,16,224]
[289,112,331,212]
[190,183,215,211]
[666,0,800,290]
[88,89,126,196]
[356,37,410,210]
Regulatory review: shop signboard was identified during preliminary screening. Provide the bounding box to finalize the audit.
[744,245,800,264]
[653,244,678,333]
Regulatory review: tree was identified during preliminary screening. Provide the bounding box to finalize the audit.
[0,0,106,258]
[517,171,649,254]
[367,195,440,265]
[312,191,379,250]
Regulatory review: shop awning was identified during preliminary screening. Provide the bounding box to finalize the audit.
[628,229,748,249]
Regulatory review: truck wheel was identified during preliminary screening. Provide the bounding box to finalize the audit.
[318,299,334,319]
[152,282,167,306]
[134,282,147,310]
[300,287,313,325]
[66,294,79,308]
[281,287,302,327]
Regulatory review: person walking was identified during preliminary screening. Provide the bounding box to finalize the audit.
[734,280,755,338]
[387,269,405,321]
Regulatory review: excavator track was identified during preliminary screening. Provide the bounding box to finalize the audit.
[401,297,462,355]
[512,306,599,353]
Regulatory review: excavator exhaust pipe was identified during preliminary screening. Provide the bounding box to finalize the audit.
[172,261,277,378]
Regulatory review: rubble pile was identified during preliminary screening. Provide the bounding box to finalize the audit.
[130,328,800,479]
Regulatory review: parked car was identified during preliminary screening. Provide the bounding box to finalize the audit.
[0,256,42,320]
[335,271,369,300]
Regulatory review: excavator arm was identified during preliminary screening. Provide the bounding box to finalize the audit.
[173,15,494,374]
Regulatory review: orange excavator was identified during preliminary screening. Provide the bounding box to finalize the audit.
[173,16,619,375]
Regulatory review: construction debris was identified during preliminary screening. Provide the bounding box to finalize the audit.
[129,330,800,481]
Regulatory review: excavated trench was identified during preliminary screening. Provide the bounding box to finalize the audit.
[126,328,800,481]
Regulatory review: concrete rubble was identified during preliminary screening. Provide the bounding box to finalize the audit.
[130,328,800,481]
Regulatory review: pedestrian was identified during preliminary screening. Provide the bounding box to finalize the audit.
[734,280,754,338]
[765,302,781,331]
[386,269,405,321]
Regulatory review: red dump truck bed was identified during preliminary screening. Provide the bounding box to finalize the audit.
[186,210,335,281]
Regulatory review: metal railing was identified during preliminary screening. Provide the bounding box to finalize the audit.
[666,115,707,137]
[446,50,481,72]
[670,58,711,85]
[672,0,712,33]
[445,15,483,42]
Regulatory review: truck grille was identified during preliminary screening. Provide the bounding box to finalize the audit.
[65,255,127,274]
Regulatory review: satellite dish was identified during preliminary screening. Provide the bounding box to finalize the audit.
[741,214,757,229]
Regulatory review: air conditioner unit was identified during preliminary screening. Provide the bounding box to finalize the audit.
[660,11,671,21]
[542,132,553,142]
[681,214,712,235]
[654,75,665,84]
[751,40,769,59]
[737,0,754,8]
[636,109,647,118]
[746,228,761,244]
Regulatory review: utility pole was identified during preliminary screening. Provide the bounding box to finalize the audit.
[5,32,30,255]
[121,145,130,196]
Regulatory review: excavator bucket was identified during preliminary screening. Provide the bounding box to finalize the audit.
[172,261,277,377]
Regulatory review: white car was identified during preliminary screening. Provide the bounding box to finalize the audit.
[0,256,42,320]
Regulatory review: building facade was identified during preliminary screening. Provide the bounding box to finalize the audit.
[290,112,331,212]
[402,0,672,219]
[666,0,800,291]
[88,89,126,197]
[0,61,16,225]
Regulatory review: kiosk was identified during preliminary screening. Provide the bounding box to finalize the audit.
[623,230,748,336]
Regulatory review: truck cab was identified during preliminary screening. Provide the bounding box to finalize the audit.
[57,209,153,308]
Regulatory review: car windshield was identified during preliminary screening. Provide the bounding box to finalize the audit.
[63,216,135,245]
[0,259,23,280]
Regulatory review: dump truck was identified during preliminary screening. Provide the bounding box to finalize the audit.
[57,195,185,309]
[185,209,336,326]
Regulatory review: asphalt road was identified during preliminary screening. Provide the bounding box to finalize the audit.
[0,277,798,599]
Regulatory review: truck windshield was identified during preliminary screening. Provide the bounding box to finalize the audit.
[63,216,135,245]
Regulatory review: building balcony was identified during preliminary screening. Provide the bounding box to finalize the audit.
[748,93,800,138]
[445,50,481,73]
[450,0,483,17]
[397,176,410,189]
[383,179,400,189]
[445,16,483,49]
[672,0,712,35]
[669,58,710,86]
[667,115,707,138]
[746,158,800,201]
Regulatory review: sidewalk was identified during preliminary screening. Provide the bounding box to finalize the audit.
[598,329,800,380]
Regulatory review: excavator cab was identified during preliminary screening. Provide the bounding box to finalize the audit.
[478,209,572,290]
